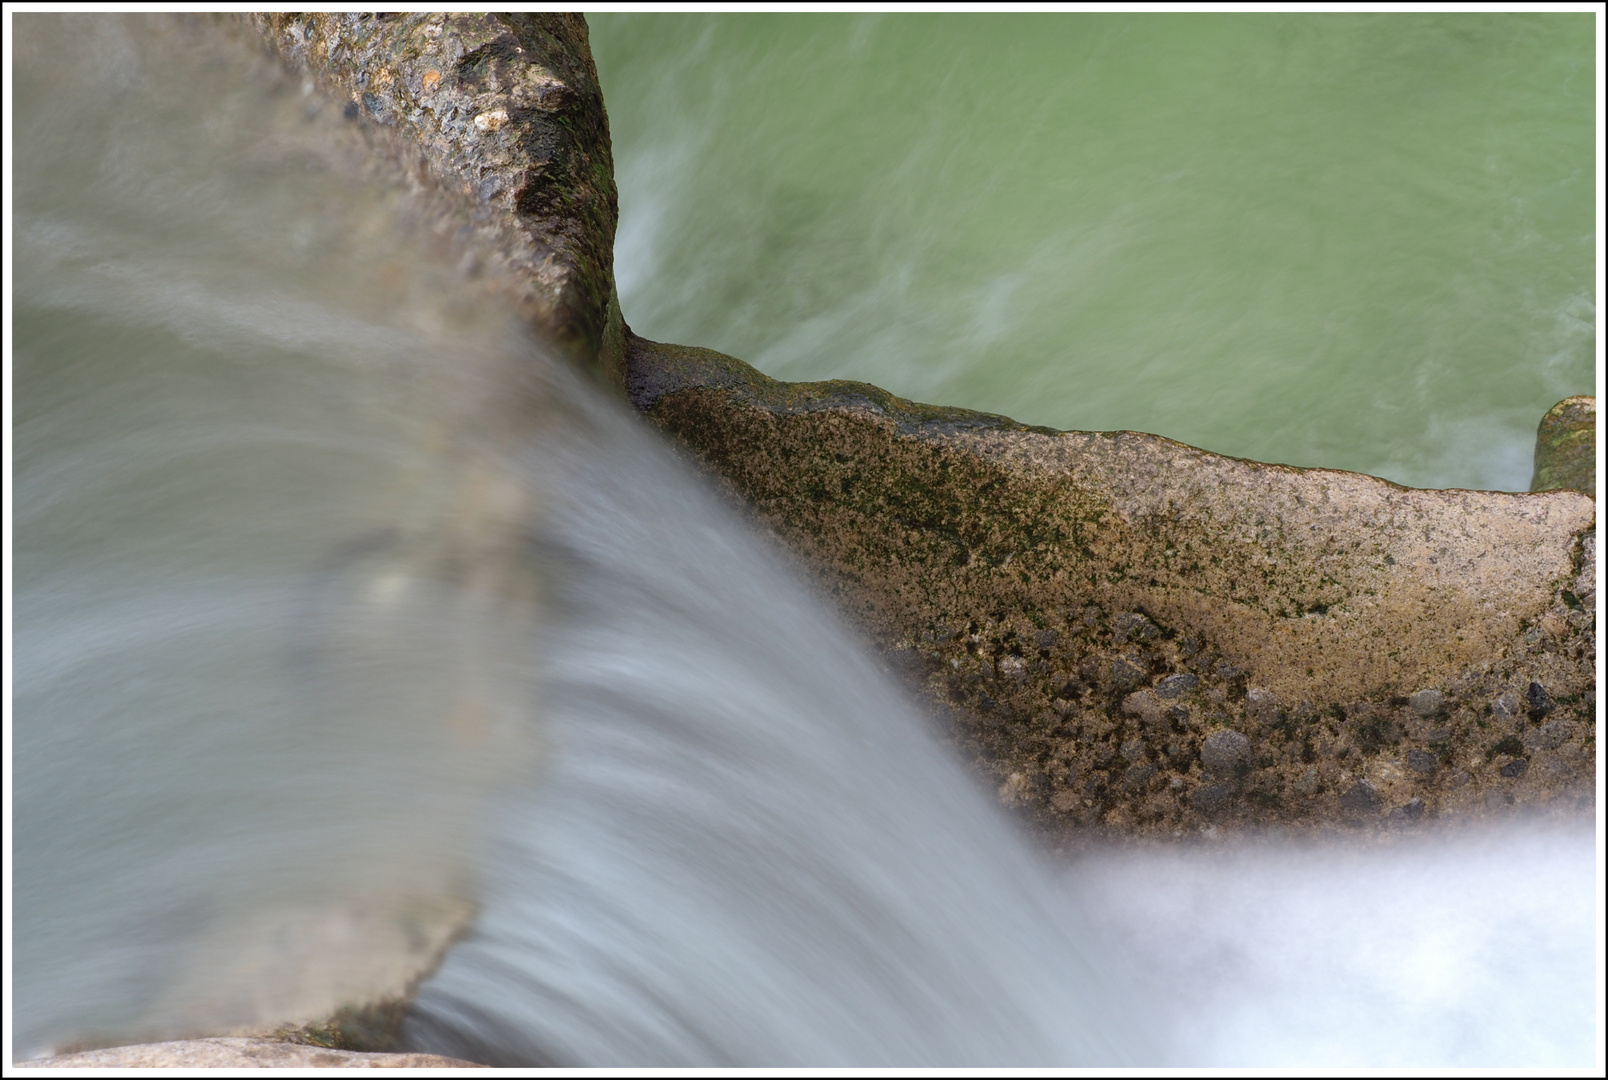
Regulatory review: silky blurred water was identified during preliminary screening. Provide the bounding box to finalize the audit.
[591,12,1597,490]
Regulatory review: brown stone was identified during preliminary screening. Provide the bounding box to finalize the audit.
[623,333,1596,843]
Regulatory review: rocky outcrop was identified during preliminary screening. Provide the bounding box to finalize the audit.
[249,13,624,379]
[245,13,1594,845]
[19,1038,483,1068]
[626,335,1595,843]
[1531,395,1596,495]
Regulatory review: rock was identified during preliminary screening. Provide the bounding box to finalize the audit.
[1339,780,1382,813]
[1529,396,1595,494]
[1113,612,1158,641]
[1499,758,1529,779]
[1524,720,1575,753]
[251,13,624,379]
[1200,730,1252,778]
[1119,737,1148,762]
[998,654,1027,680]
[1409,689,1446,717]
[1406,748,1438,774]
[1108,657,1147,691]
[1121,690,1162,726]
[1527,681,1554,717]
[1492,691,1521,720]
[1123,763,1157,790]
[1156,673,1198,699]
[1244,687,1279,727]
[1034,628,1059,651]
[1190,783,1234,813]
[1389,797,1426,823]
[20,1039,484,1068]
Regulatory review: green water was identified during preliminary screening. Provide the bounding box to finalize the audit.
[591,13,1596,490]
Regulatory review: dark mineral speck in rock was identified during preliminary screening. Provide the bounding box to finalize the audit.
[1190,782,1234,813]
[1156,673,1198,699]
[1108,657,1146,690]
[1499,757,1529,779]
[1389,797,1426,823]
[1123,763,1156,790]
[1406,748,1439,774]
[1339,780,1381,813]
[1525,720,1573,752]
[1199,729,1252,777]
[1215,661,1244,680]
[343,100,360,120]
[1410,689,1446,717]
[1113,612,1156,640]
[1527,681,1554,716]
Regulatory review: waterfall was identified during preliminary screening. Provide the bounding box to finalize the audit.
[10,15,1596,1068]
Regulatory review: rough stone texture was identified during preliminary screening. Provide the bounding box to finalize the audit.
[19,1038,483,1068]
[248,12,623,379]
[625,334,1596,843]
[1530,395,1597,495]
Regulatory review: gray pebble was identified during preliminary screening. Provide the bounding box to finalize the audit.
[1123,763,1157,790]
[1108,657,1147,690]
[1190,782,1234,813]
[1492,691,1520,720]
[1339,780,1381,813]
[1406,748,1439,774]
[1156,673,1198,699]
[1200,730,1252,777]
[1121,690,1161,725]
[1034,629,1059,651]
[1499,757,1529,779]
[1524,720,1574,753]
[1389,797,1426,823]
[1410,689,1446,717]
[1527,681,1554,716]
[1114,612,1159,641]
[1245,688,1279,727]
[1119,737,1148,762]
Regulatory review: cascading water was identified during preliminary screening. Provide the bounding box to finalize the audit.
[9,14,1600,1069]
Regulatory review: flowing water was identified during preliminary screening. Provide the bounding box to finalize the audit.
[8,14,1601,1069]
[591,12,1597,491]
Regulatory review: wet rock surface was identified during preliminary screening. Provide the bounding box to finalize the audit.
[1529,395,1596,495]
[625,334,1596,844]
[249,12,623,376]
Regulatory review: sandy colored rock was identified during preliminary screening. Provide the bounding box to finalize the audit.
[19,1037,483,1068]
[625,333,1596,842]
[1530,395,1596,495]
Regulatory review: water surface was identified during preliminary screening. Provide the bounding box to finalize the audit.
[592,13,1597,489]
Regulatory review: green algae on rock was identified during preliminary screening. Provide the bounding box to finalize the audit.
[1530,396,1596,495]
[625,333,1596,844]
